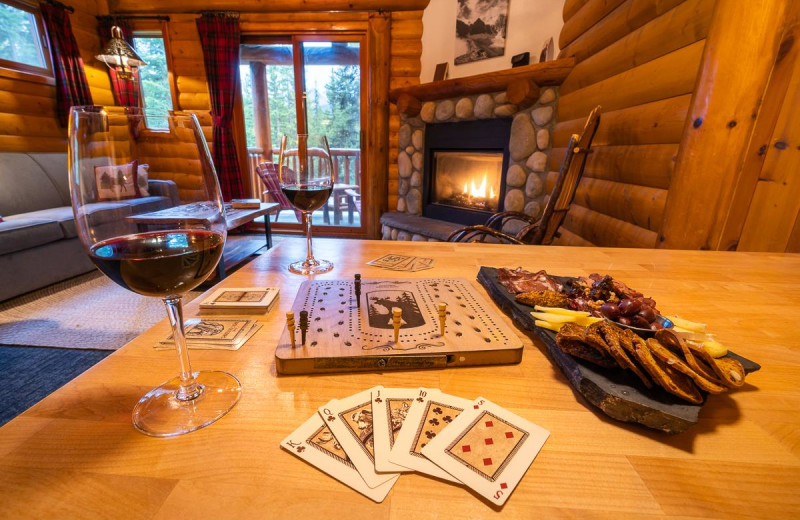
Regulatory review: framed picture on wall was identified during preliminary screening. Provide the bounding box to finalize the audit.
[454,0,510,65]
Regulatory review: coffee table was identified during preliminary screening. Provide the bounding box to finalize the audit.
[1,238,798,518]
[128,201,279,279]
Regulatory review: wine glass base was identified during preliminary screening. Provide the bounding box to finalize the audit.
[289,259,333,275]
[132,370,241,437]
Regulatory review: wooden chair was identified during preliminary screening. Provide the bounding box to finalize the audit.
[447,106,601,245]
[254,162,302,223]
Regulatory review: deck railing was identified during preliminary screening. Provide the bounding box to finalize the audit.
[246,147,361,203]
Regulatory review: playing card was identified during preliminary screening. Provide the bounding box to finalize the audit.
[281,412,399,503]
[388,388,473,483]
[155,319,261,350]
[319,389,399,488]
[371,386,422,473]
[421,397,549,506]
[366,253,412,269]
[184,318,252,342]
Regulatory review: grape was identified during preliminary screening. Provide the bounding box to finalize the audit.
[618,316,632,326]
[630,315,650,329]
[600,302,620,320]
[618,299,642,316]
[638,306,656,322]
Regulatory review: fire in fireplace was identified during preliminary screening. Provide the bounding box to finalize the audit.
[423,118,511,226]
[432,152,502,212]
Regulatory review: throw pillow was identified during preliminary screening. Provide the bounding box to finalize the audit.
[135,163,150,197]
[94,160,138,201]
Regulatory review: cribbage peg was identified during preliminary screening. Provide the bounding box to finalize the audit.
[299,310,309,347]
[438,302,447,336]
[392,307,402,344]
[354,273,362,309]
[286,311,296,348]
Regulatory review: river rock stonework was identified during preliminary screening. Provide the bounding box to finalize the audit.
[387,87,559,241]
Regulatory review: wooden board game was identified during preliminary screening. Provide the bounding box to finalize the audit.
[275,278,524,374]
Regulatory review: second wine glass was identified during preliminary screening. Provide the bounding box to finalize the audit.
[278,134,335,275]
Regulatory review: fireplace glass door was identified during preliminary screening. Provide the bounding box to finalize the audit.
[432,151,503,212]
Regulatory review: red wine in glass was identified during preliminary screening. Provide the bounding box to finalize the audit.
[89,230,224,297]
[281,185,333,212]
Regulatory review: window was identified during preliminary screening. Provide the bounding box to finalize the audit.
[240,36,365,231]
[133,34,173,129]
[0,0,52,76]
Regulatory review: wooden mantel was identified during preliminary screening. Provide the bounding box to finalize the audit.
[389,57,575,104]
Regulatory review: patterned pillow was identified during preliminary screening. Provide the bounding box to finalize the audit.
[135,163,150,197]
[94,160,138,201]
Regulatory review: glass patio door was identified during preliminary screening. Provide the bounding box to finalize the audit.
[240,34,366,234]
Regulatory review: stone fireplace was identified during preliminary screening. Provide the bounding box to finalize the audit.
[382,84,559,241]
[423,118,510,226]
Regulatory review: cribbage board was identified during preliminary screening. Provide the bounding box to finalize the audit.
[275,278,523,374]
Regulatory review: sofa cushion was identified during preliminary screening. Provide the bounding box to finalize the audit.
[28,153,71,206]
[10,207,78,238]
[136,164,150,197]
[125,195,172,215]
[0,217,65,255]
[94,160,138,201]
[0,153,65,216]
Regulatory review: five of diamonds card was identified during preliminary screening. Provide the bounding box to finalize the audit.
[281,386,549,505]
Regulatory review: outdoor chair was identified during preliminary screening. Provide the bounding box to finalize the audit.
[447,105,601,245]
[255,162,302,223]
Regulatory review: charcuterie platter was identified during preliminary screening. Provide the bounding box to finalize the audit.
[477,267,760,433]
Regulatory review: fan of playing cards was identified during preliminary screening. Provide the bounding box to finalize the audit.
[280,386,549,506]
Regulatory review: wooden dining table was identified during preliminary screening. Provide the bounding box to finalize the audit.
[1,238,799,518]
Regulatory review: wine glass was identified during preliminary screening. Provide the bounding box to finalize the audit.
[68,106,241,437]
[278,134,335,275]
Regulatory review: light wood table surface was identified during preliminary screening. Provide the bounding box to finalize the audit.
[2,238,799,519]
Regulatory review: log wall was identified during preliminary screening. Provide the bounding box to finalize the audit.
[388,10,423,211]
[552,0,715,248]
[0,0,110,153]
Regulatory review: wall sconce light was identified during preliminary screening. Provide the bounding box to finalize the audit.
[95,26,147,80]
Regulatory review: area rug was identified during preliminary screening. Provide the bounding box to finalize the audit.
[0,272,199,350]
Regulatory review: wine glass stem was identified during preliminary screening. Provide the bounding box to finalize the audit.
[304,211,315,264]
[163,296,202,401]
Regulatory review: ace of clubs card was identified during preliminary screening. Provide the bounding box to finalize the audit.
[319,387,399,488]
[388,389,473,483]
[371,386,424,473]
[421,397,549,506]
[281,412,398,503]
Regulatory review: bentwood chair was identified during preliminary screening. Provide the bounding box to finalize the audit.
[447,105,601,245]
[255,162,302,223]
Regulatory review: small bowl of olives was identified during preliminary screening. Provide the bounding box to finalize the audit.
[598,298,674,338]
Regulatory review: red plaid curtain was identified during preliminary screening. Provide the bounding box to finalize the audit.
[40,2,93,127]
[97,18,141,107]
[196,12,245,201]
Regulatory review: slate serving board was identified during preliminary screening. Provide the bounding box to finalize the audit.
[477,267,761,434]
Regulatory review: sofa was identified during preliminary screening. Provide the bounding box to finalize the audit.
[0,153,178,302]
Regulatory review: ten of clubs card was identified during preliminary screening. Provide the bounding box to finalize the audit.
[388,388,474,483]
[421,397,549,506]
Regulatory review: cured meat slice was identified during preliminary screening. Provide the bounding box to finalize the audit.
[646,338,727,394]
[629,335,703,404]
[497,267,563,294]
[555,323,617,368]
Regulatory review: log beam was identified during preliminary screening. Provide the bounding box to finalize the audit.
[658,0,790,250]
[389,58,574,104]
[505,79,540,108]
